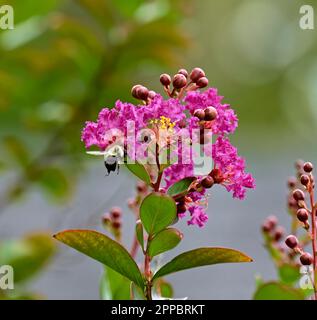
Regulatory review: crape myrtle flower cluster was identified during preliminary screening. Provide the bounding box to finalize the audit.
[81,67,255,227]
[262,160,317,299]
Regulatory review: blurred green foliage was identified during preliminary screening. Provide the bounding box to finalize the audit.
[0,232,56,299]
[0,0,192,207]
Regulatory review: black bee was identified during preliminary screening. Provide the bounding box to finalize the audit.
[87,145,124,176]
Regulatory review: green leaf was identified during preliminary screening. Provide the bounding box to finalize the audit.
[0,233,56,283]
[125,162,151,185]
[140,193,177,235]
[54,229,144,289]
[148,228,183,258]
[3,136,30,168]
[156,280,173,298]
[254,282,305,300]
[167,177,196,198]
[135,220,144,252]
[278,264,300,285]
[100,267,131,300]
[130,282,146,300]
[153,247,253,280]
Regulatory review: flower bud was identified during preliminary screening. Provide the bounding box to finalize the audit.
[177,68,188,78]
[172,74,187,89]
[112,221,122,229]
[297,208,309,222]
[293,189,305,201]
[303,162,313,173]
[265,215,278,230]
[194,109,205,120]
[148,90,156,99]
[190,67,205,82]
[300,252,313,265]
[287,177,297,189]
[204,106,218,121]
[110,207,121,219]
[160,73,171,86]
[274,226,284,242]
[300,174,310,186]
[131,84,142,98]
[285,235,298,249]
[137,86,149,100]
[201,176,214,189]
[196,77,209,88]
[295,160,304,171]
[136,181,147,193]
[177,203,187,214]
[101,213,111,226]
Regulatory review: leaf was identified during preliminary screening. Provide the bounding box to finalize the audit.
[153,247,253,280]
[156,280,173,298]
[148,228,183,258]
[135,220,144,252]
[3,136,30,168]
[0,233,56,283]
[100,267,131,300]
[167,177,196,198]
[278,264,300,285]
[125,162,151,185]
[130,282,146,300]
[54,230,144,289]
[254,282,305,300]
[140,193,177,235]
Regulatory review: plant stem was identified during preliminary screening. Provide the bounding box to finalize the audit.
[309,188,317,300]
[144,252,152,300]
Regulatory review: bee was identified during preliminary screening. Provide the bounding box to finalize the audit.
[87,145,124,175]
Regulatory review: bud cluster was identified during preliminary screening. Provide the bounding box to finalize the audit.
[102,207,122,240]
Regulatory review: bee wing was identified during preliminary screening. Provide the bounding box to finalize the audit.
[86,151,107,156]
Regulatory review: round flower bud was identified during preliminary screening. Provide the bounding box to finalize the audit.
[101,213,111,226]
[148,90,156,99]
[287,177,297,189]
[292,189,305,201]
[112,221,122,229]
[295,159,304,171]
[136,181,147,193]
[189,67,205,82]
[110,207,121,219]
[285,235,299,249]
[303,162,313,173]
[172,74,187,89]
[262,222,271,233]
[196,77,209,88]
[194,109,205,120]
[177,203,187,214]
[204,106,218,121]
[160,73,171,86]
[300,174,310,186]
[131,84,142,98]
[137,86,149,100]
[274,226,284,242]
[178,68,188,78]
[300,252,313,266]
[297,208,309,222]
[201,176,214,189]
[266,215,278,230]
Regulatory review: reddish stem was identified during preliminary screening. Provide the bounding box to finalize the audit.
[309,187,317,300]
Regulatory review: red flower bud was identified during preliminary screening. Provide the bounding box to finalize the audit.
[204,106,218,121]
[300,252,313,265]
[297,208,309,222]
[292,189,305,201]
[201,176,214,189]
[193,109,205,120]
[303,162,313,173]
[196,77,209,88]
[160,73,171,86]
[285,235,298,249]
[189,67,205,82]
[172,74,187,89]
[300,174,310,186]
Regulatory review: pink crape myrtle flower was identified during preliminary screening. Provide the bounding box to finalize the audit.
[81,69,255,227]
